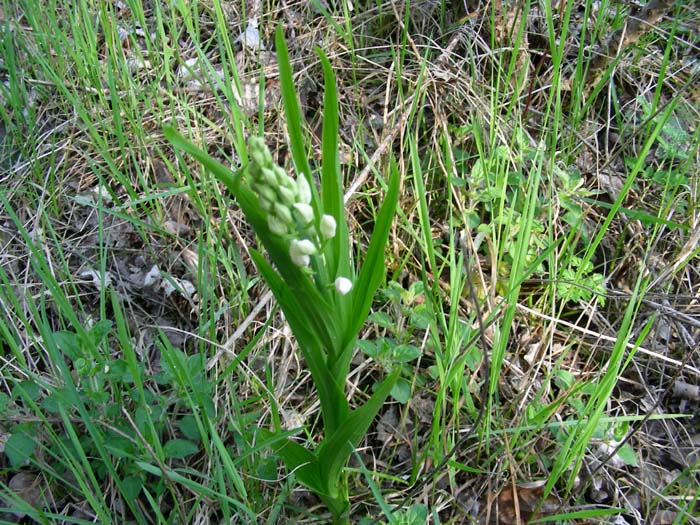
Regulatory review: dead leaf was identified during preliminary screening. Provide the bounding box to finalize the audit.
[486,481,561,525]
[376,406,399,444]
[7,471,47,517]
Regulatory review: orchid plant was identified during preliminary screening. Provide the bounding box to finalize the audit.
[165,26,400,524]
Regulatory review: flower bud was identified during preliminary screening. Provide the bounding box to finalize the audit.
[274,165,294,189]
[294,203,314,224]
[278,185,297,207]
[290,239,315,267]
[334,277,352,295]
[249,136,270,167]
[273,203,293,225]
[259,195,274,212]
[291,253,310,267]
[260,167,277,187]
[256,184,276,204]
[268,215,288,235]
[320,214,337,240]
[296,175,312,204]
[294,239,317,255]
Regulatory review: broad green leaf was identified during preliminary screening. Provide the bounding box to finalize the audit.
[163,438,198,459]
[122,475,143,501]
[317,48,349,281]
[367,311,393,329]
[346,157,400,351]
[317,368,400,496]
[390,377,412,403]
[257,429,325,495]
[251,250,349,433]
[178,415,201,442]
[275,25,312,184]
[615,443,638,466]
[393,344,421,363]
[4,430,35,467]
[356,339,380,358]
[12,380,41,402]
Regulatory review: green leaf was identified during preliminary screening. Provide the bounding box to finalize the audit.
[52,330,81,360]
[317,47,349,281]
[367,311,394,329]
[390,377,412,404]
[0,393,8,412]
[179,415,201,442]
[87,319,112,346]
[257,429,325,495]
[164,127,241,194]
[554,369,575,390]
[122,475,143,501]
[615,443,638,466]
[275,25,312,182]
[12,380,41,402]
[5,430,35,467]
[317,368,400,496]
[104,436,136,458]
[251,250,349,433]
[348,157,400,344]
[357,339,380,358]
[392,344,421,363]
[163,438,199,459]
[255,455,279,482]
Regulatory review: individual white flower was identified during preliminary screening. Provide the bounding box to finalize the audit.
[294,203,314,224]
[291,253,310,267]
[296,175,312,204]
[293,239,317,255]
[320,214,337,240]
[334,277,353,295]
[289,239,316,267]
